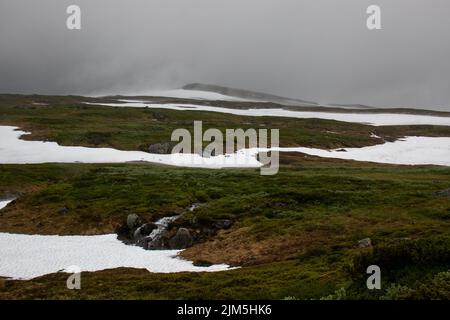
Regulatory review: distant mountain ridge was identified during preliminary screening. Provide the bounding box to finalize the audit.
[182,83,319,106]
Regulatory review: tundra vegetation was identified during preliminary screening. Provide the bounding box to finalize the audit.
[0,95,449,299]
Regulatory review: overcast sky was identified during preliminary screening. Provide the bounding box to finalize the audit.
[1,0,449,110]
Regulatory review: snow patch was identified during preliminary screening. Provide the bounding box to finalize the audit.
[91,101,450,127]
[0,126,260,168]
[0,232,232,280]
[370,133,381,139]
[1,126,450,167]
[0,199,14,210]
[119,89,253,102]
[275,136,450,166]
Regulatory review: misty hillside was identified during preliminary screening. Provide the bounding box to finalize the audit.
[183,83,319,106]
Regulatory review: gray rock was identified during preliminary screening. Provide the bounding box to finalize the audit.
[204,228,216,237]
[148,142,174,154]
[169,228,193,249]
[392,237,412,243]
[193,260,213,267]
[140,223,157,236]
[214,219,232,229]
[147,231,170,250]
[127,214,140,229]
[133,227,144,240]
[434,189,450,197]
[358,238,372,248]
[133,223,157,240]
[135,238,149,248]
[147,239,162,250]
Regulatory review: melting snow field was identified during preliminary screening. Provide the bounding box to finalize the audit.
[0,176,230,280]
[0,233,231,279]
[1,126,450,167]
[1,124,449,280]
[0,126,261,168]
[273,137,450,166]
[92,101,450,127]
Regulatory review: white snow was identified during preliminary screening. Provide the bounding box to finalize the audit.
[274,136,450,166]
[91,101,450,127]
[0,233,231,280]
[0,199,14,210]
[0,126,261,168]
[370,133,381,139]
[1,126,450,167]
[126,89,254,102]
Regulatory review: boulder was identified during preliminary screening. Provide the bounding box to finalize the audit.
[358,238,372,248]
[148,142,174,154]
[140,223,157,236]
[169,228,193,249]
[135,236,152,248]
[127,214,140,229]
[133,223,157,240]
[133,227,144,240]
[147,231,170,250]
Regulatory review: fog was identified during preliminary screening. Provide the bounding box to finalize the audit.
[1,0,449,110]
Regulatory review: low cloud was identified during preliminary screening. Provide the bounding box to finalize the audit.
[0,0,449,110]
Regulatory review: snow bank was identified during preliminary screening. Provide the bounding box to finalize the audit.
[1,126,449,167]
[276,136,450,166]
[92,101,450,127]
[0,126,260,168]
[0,233,231,279]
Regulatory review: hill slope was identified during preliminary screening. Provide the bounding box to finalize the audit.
[183,83,319,106]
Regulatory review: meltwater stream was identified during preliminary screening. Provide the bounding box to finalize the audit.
[138,203,202,250]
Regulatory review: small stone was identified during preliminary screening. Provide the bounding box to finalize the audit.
[214,219,232,229]
[204,228,216,237]
[434,189,450,197]
[193,260,213,267]
[358,238,372,248]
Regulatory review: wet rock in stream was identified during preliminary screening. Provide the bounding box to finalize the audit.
[117,204,201,250]
[117,203,234,251]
